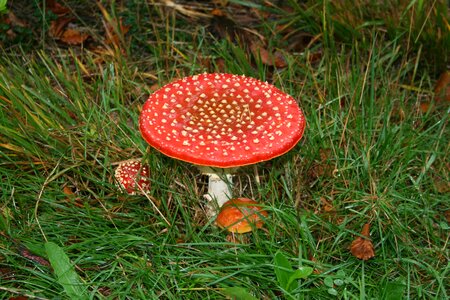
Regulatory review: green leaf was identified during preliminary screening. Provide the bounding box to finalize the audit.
[334,279,344,286]
[45,242,87,300]
[327,288,338,296]
[222,287,258,300]
[286,267,313,292]
[0,0,7,13]
[324,276,334,288]
[274,251,293,289]
[382,280,406,300]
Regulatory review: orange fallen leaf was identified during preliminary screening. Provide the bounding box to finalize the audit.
[62,185,84,207]
[49,17,74,38]
[350,223,375,260]
[62,185,75,196]
[61,28,89,45]
[49,17,89,45]
[419,102,431,113]
[434,71,450,102]
[320,197,334,212]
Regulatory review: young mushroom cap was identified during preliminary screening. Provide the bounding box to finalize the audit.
[216,198,268,233]
[114,160,151,195]
[139,73,306,168]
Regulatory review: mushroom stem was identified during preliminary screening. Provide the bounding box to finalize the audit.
[199,167,234,217]
[206,173,233,208]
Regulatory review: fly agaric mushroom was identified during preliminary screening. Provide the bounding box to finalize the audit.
[139,73,305,215]
[114,160,151,195]
[216,198,268,233]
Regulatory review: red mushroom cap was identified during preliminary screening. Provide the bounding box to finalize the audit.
[114,160,150,195]
[139,73,306,168]
[216,198,268,233]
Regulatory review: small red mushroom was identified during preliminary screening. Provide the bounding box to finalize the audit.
[216,198,268,233]
[139,73,306,215]
[114,160,150,195]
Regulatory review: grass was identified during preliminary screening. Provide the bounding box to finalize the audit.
[0,0,449,299]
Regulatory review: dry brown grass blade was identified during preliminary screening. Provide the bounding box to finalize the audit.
[159,0,212,19]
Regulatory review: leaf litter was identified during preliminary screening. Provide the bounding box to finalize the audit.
[350,223,376,260]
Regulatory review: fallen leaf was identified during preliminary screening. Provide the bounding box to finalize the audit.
[320,197,334,212]
[350,223,375,260]
[419,102,431,113]
[19,246,51,267]
[49,17,74,38]
[445,210,450,224]
[250,40,287,68]
[433,175,450,193]
[5,11,28,27]
[0,267,15,281]
[62,186,75,196]
[49,17,89,45]
[61,28,89,45]
[434,71,450,102]
[46,0,70,16]
[62,185,84,207]
[308,148,334,179]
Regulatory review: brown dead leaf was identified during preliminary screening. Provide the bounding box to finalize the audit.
[434,71,450,102]
[320,197,334,212]
[308,148,334,179]
[350,223,375,260]
[62,185,75,196]
[62,185,84,207]
[250,41,287,68]
[61,28,89,45]
[433,175,450,193]
[1,12,28,41]
[5,11,28,28]
[211,8,226,17]
[19,246,51,267]
[46,0,70,16]
[0,267,15,281]
[445,210,450,224]
[49,17,89,45]
[49,17,74,38]
[419,102,431,113]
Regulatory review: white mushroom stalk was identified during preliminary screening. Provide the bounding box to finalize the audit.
[198,166,234,216]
